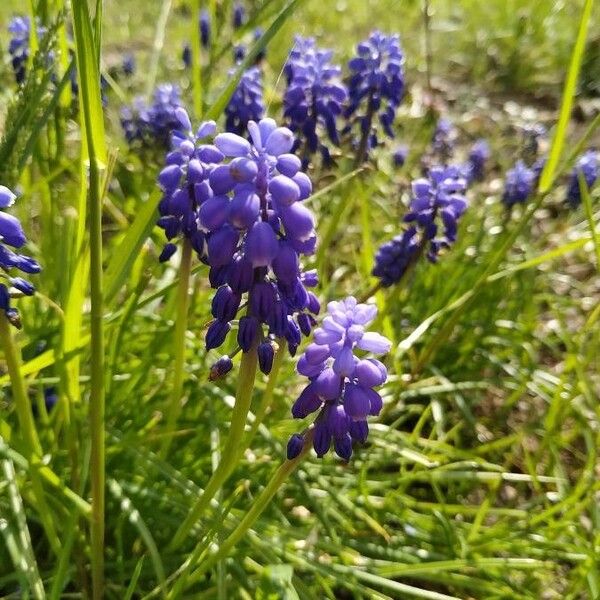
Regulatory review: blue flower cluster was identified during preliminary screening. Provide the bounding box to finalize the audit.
[8,16,46,85]
[465,139,490,182]
[373,166,468,286]
[121,84,184,148]
[0,186,40,328]
[566,150,599,208]
[283,36,347,165]
[233,2,246,29]
[224,65,265,135]
[431,118,457,161]
[287,297,390,461]
[344,31,405,152]
[156,112,221,262]
[502,160,535,207]
[204,119,319,365]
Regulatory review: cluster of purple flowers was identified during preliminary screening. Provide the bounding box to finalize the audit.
[283,36,347,165]
[7,16,47,85]
[287,297,390,460]
[224,65,265,135]
[121,84,184,148]
[373,166,468,286]
[344,31,405,152]
[157,116,320,369]
[0,186,40,328]
[203,119,320,367]
[503,160,536,207]
[431,118,457,162]
[465,139,490,182]
[566,150,599,208]
[156,112,220,262]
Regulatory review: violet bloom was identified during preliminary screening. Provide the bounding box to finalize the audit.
[283,36,347,166]
[392,144,408,167]
[431,118,457,162]
[344,31,405,156]
[0,185,41,328]
[121,84,184,148]
[204,118,319,366]
[372,165,468,286]
[287,297,390,461]
[503,160,535,207]
[233,2,246,29]
[225,65,265,135]
[156,114,222,261]
[8,16,48,85]
[566,150,599,208]
[200,10,210,48]
[465,139,490,182]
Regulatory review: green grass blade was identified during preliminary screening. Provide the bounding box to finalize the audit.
[578,172,600,270]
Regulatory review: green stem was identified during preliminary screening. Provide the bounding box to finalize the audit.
[0,314,42,456]
[242,339,286,451]
[170,345,259,550]
[159,239,193,459]
[182,432,314,591]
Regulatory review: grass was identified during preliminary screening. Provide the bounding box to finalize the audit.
[0,0,599,598]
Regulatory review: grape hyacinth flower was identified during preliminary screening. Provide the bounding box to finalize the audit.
[344,31,405,160]
[372,165,468,286]
[503,160,535,207]
[0,185,41,328]
[204,118,319,366]
[121,84,184,148]
[156,113,222,261]
[465,139,490,182]
[8,16,47,85]
[287,297,391,461]
[566,150,599,208]
[283,36,347,166]
[392,144,408,167]
[200,9,211,48]
[431,118,457,162]
[224,65,265,135]
[233,2,246,29]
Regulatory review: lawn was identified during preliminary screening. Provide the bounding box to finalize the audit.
[0,1,599,599]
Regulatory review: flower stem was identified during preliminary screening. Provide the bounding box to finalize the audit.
[354,94,375,168]
[242,339,286,451]
[160,239,193,460]
[0,314,42,458]
[181,431,314,591]
[170,345,259,550]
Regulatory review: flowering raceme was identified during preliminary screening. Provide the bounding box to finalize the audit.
[121,84,184,148]
[465,139,490,182]
[7,16,47,85]
[287,297,390,461]
[0,185,41,328]
[373,166,468,286]
[566,150,599,208]
[224,65,265,135]
[283,36,347,165]
[156,113,221,262]
[202,118,320,366]
[502,160,535,207]
[344,31,405,153]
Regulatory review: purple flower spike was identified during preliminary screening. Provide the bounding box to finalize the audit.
[566,150,599,208]
[0,184,40,327]
[344,31,405,157]
[503,160,535,207]
[287,297,390,461]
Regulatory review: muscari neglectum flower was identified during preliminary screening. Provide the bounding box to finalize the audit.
[465,139,490,182]
[566,150,599,208]
[344,31,405,155]
[8,15,47,85]
[287,297,391,461]
[283,36,347,166]
[121,84,184,148]
[431,118,457,162]
[373,165,468,286]
[502,160,535,208]
[156,112,222,262]
[203,118,320,367]
[233,2,246,29]
[0,185,41,328]
[224,65,265,136]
